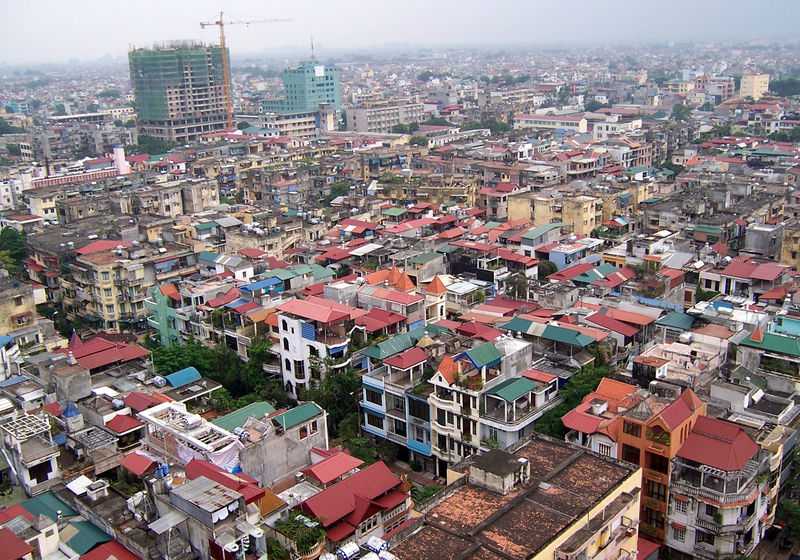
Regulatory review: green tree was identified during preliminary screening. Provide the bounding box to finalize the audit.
[0,228,27,275]
[128,135,177,155]
[7,144,22,156]
[300,369,361,438]
[124,119,136,128]
[409,135,428,146]
[97,88,121,99]
[0,118,24,135]
[237,121,252,130]
[538,260,557,281]
[424,117,452,126]
[535,364,610,438]
[771,78,800,97]
[508,272,529,300]
[53,103,66,116]
[585,100,610,112]
[671,103,691,121]
[113,119,124,127]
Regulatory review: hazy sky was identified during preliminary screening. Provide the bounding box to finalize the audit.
[2,0,799,65]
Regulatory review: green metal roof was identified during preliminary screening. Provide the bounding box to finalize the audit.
[499,317,534,334]
[363,327,427,359]
[465,342,502,368]
[542,325,594,348]
[382,207,408,217]
[435,243,459,254]
[573,263,617,284]
[212,401,276,432]
[309,264,335,281]
[692,224,722,235]
[740,332,800,357]
[195,222,217,231]
[522,222,563,241]
[65,521,111,555]
[656,311,695,331]
[22,492,78,521]
[273,402,323,430]
[487,377,538,402]
[268,268,299,281]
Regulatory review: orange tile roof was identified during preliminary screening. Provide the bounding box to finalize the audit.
[437,355,459,384]
[426,275,448,295]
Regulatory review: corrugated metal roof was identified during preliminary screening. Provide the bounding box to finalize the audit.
[487,377,538,402]
[212,401,276,432]
[273,402,323,430]
[164,366,202,389]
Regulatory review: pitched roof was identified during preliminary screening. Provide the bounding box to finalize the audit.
[384,347,428,369]
[79,541,140,560]
[120,452,156,477]
[164,366,202,389]
[655,311,695,331]
[585,313,639,338]
[22,491,77,520]
[278,298,349,323]
[437,355,459,384]
[273,402,323,430]
[105,414,143,435]
[301,462,401,528]
[487,377,539,402]
[739,331,800,357]
[212,401,276,432]
[659,390,703,430]
[0,527,33,560]
[0,505,33,525]
[185,459,265,504]
[677,416,759,471]
[541,325,594,348]
[605,308,655,326]
[464,342,502,368]
[304,452,364,485]
[65,521,111,555]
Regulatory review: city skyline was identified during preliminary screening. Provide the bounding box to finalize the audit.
[2,0,800,65]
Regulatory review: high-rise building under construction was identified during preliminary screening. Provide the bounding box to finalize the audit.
[129,42,229,143]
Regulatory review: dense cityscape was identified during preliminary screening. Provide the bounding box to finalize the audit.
[2,3,800,560]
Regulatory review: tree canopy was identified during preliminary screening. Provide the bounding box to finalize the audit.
[0,228,27,275]
[0,118,24,135]
[534,364,610,438]
[671,103,691,121]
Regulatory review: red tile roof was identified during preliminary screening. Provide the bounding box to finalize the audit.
[547,262,595,282]
[123,391,171,413]
[355,308,406,333]
[120,452,156,477]
[384,347,428,369]
[521,369,558,383]
[69,335,149,371]
[278,299,349,324]
[105,414,143,435]
[456,321,503,341]
[585,313,639,338]
[436,355,459,384]
[605,308,655,326]
[206,287,240,308]
[677,416,759,471]
[0,527,33,560]
[304,452,364,486]
[0,504,34,525]
[80,541,140,560]
[185,459,265,504]
[300,461,402,532]
[658,390,703,430]
[76,240,132,256]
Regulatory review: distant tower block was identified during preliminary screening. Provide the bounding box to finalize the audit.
[113,145,131,175]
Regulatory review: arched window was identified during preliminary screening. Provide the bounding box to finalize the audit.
[283,338,289,351]
[282,319,288,331]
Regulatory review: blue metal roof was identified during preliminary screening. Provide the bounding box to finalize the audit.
[224,297,250,309]
[0,335,14,348]
[165,366,202,388]
[0,375,26,388]
[240,277,282,292]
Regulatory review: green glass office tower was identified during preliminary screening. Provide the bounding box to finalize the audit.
[129,42,230,143]
[262,61,341,114]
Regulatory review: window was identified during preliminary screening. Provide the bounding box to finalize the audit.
[695,530,714,546]
[437,434,447,451]
[645,480,667,502]
[284,358,291,372]
[408,398,430,421]
[642,507,665,530]
[105,304,114,313]
[283,338,290,351]
[282,319,288,331]
[14,295,23,306]
[674,498,688,513]
[673,526,686,542]
[705,504,718,518]
[364,388,382,406]
[104,288,112,297]
[299,425,308,439]
[646,451,670,474]
[365,412,383,429]
[623,421,641,437]
[598,443,612,457]
[622,444,640,465]
[101,271,110,281]
[436,409,447,426]
[310,420,318,434]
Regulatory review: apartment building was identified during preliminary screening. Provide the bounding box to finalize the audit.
[428,337,534,476]
[62,240,197,332]
[276,298,361,396]
[513,113,588,133]
[563,379,706,543]
[740,73,770,100]
[666,416,769,559]
[344,97,425,133]
[392,436,642,560]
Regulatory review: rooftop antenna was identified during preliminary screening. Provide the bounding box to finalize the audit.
[310,34,316,61]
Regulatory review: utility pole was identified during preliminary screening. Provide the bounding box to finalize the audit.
[200,12,292,130]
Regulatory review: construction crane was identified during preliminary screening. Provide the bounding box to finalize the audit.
[200,11,292,130]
